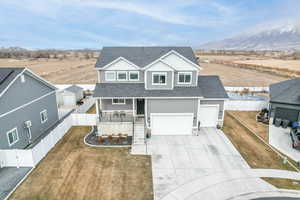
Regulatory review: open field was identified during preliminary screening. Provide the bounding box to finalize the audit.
[222,112,300,190]
[0,58,97,84]
[10,126,153,200]
[0,56,289,86]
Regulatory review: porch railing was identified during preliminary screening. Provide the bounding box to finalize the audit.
[99,112,135,122]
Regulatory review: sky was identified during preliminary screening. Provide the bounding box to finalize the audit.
[0,0,299,49]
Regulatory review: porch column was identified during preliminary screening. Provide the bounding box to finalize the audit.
[95,98,99,115]
[132,98,135,117]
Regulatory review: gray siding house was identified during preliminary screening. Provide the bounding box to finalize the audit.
[93,47,228,138]
[269,78,300,126]
[0,68,59,149]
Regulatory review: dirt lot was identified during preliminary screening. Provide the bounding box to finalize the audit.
[10,126,153,200]
[0,58,97,84]
[222,111,300,189]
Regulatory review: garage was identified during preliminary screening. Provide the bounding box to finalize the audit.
[63,95,76,106]
[150,113,194,135]
[198,105,219,127]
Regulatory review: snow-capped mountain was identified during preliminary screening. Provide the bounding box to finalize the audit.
[200,22,300,51]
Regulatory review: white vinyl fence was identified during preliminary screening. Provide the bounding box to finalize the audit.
[225,87,269,92]
[75,97,95,113]
[0,99,96,168]
[225,100,268,111]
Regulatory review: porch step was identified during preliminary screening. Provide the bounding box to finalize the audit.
[133,123,145,145]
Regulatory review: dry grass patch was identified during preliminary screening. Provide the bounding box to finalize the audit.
[87,105,96,114]
[262,178,300,190]
[10,126,153,200]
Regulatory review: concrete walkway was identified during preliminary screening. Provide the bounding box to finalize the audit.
[161,169,300,200]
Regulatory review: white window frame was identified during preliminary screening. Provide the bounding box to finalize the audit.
[152,72,167,85]
[178,72,192,84]
[40,109,48,124]
[7,127,19,146]
[112,99,126,105]
[117,71,127,81]
[105,71,116,81]
[129,71,139,81]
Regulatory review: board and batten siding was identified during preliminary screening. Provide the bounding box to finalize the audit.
[146,71,173,90]
[101,99,133,111]
[99,70,144,83]
[0,92,59,149]
[0,72,54,115]
[174,71,198,87]
[147,99,198,126]
[200,100,224,119]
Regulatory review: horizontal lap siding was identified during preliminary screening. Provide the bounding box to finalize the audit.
[200,100,224,119]
[101,99,133,111]
[147,99,198,126]
[146,71,173,90]
[0,93,59,149]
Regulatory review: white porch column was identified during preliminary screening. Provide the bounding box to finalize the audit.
[132,98,136,117]
[95,98,99,115]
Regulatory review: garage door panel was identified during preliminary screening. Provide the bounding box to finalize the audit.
[198,106,218,127]
[151,113,193,135]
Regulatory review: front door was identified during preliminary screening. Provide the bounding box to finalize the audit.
[136,99,145,115]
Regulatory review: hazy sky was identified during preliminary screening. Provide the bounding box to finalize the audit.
[0,0,299,49]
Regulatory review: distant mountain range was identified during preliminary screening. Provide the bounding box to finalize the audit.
[200,22,300,51]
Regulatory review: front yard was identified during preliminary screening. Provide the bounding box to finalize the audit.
[223,111,300,190]
[10,126,153,200]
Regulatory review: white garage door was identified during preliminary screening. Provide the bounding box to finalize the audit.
[151,113,194,135]
[198,105,219,127]
[63,95,75,106]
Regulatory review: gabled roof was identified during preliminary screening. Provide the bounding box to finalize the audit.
[93,75,228,99]
[65,85,84,93]
[95,47,199,69]
[269,77,300,105]
[0,67,57,98]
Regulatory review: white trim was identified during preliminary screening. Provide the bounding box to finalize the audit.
[97,70,101,83]
[129,71,139,81]
[112,98,126,105]
[105,71,116,81]
[152,72,167,85]
[171,71,174,89]
[0,68,57,99]
[143,59,176,71]
[0,91,56,118]
[117,71,127,81]
[7,127,19,146]
[145,98,149,128]
[178,72,192,84]
[100,57,140,70]
[40,109,48,124]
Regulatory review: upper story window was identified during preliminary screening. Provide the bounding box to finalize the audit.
[105,71,116,81]
[178,72,192,84]
[117,71,127,81]
[129,71,139,81]
[152,72,167,85]
[40,110,48,124]
[7,128,19,146]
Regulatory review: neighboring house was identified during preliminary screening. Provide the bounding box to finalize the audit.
[57,85,84,106]
[269,77,300,126]
[93,47,228,139]
[0,68,59,149]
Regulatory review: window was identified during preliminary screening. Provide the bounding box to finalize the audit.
[178,72,192,84]
[117,72,127,81]
[40,110,48,123]
[152,72,167,85]
[20,75,25,83]
[129,71,139,81]
[7,128,19,146]
[105,71,116,81]
[112,99,126,104]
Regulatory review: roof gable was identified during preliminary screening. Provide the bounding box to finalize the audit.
[101,57,140,70]
[95,47,199,69]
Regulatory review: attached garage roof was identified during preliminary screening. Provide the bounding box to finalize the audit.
[95,47,198,68]
[270,77,300,105]
[94,75,228,99]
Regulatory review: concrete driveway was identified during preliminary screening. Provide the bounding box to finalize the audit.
[147,128,273,200]
[269,125,300,162]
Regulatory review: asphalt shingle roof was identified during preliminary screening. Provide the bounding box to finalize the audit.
[269,77,300,105]
[0,67,25,95]
[95,47,198,68]
[65,85,84,93]
[94,75,228,99]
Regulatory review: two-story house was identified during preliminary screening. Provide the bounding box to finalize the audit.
[93,47,228,142]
